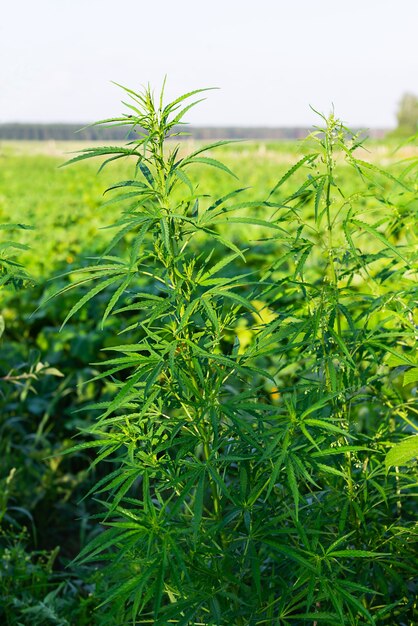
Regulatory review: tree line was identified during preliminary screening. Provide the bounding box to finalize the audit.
[0,123,388,141]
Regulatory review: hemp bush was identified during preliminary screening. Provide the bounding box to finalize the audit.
[59,84,417,625]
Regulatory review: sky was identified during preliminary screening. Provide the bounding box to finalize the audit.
[1,0,417,128]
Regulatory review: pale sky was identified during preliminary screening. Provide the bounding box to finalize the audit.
[1,0,417,128]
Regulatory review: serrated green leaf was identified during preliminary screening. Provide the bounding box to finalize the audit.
[350,218,410,265]
[328,549,388,558]
[403,367,418,386]
[183,156,238,179]
[385,436,418,468]
[269,153,318,197]
[62,146,139,167]
[60,273,126,329]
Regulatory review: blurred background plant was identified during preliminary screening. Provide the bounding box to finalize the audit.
[0,224,100,624]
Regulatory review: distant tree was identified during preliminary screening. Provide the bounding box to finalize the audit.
[395,92,418,136]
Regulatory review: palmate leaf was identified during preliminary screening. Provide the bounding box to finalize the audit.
[76,115,140,131]
[268,153,319,198]
[285,613,343,623]
[375,344,416,366]
[202,229,247,258]
[80,467,122,502]
[173,166,194,193]
[60,273,128,329]
[205,186,249,215]
[71,527,139,565]
[385,436,418,468]
[197,251,244,283]
[201,297,220,333]
[54,438,118,457]
[96,370,143,419]
[327,549,388,558]
[138,160,155,186]
[104,180,148,193]
[101,274,133,328]
[206,463,238,506]
[311,446,373,458]
[208,286,259,313]
[210,215,287,232]
[103,342,156,354]
[351,158,411,191]
[162,86,217,117]
[398,156,418,180]
[104,180,158,203]
[173,299,199,335]
[167,97,207,128]
[350,218,411,266]
[0,241,29,253]
[0,223,33,291]
[0,222,33,231]
[39,265,124,312]
[279,175,319,207]
[100,190,147,209]
[403,366,418,385]
[182,156,238,179]
[333,583,376,625]
[315,463,346,479]
[156,601,201,626]
[262,540,317,573]
[181,138,240,162]
[299,392,341,420]
[111,81,149,106]
[314,175,326,223]
[165,470,201,520]
[53,261,127,280]
[97,565,157,614]
[62,146,140,167]
[84,359,143,384]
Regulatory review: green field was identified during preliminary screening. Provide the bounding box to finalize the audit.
[0,128,417,625]
[1,138,416,276]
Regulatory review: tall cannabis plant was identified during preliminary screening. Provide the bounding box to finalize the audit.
[61,82,281,624]
[257,114,418,625]
[61,85,417,625]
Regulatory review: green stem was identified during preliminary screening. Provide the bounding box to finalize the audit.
[203,438,221,519]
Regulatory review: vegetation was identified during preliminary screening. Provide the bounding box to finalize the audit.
[0,83,417,625]
[0,123,383,142]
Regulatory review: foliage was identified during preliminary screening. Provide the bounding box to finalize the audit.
[49,83,418,625]
[0,525,97,626]
[0,123,311,142]
[0,222,34,339]
[0,226,98,626]
[386,435,418,468]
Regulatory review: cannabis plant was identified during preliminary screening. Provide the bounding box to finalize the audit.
[0,223,33,328]
[61,84,417,625]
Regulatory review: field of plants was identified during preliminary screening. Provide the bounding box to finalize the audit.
[0,86,417,626]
